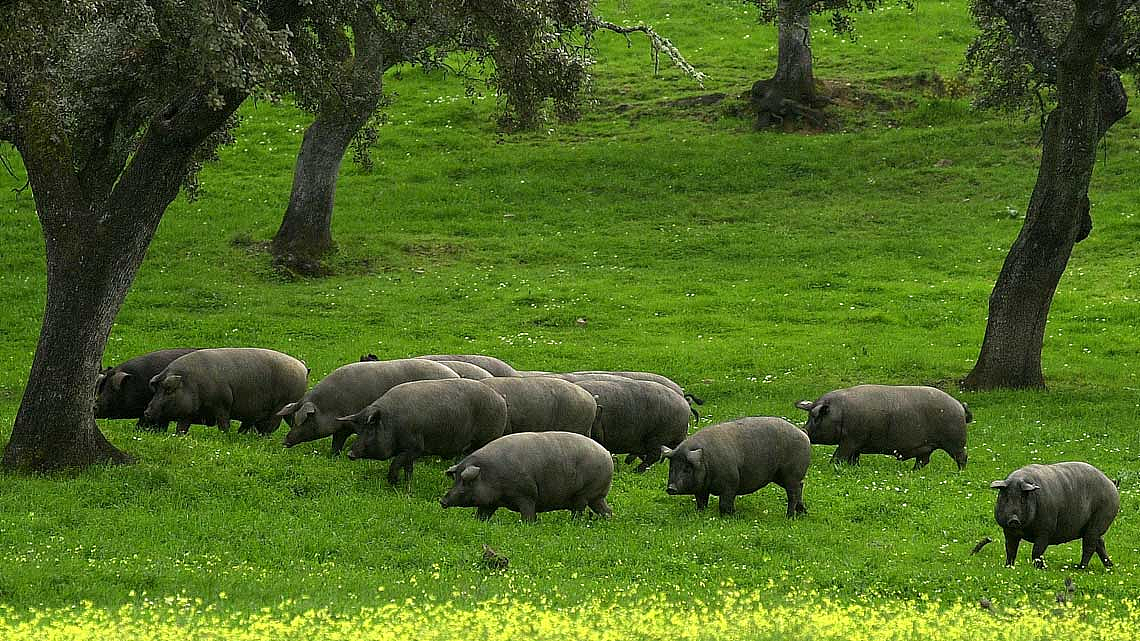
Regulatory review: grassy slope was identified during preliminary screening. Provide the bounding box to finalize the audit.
[1,0,1139,626]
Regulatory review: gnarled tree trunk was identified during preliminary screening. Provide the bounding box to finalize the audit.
[962,1,1125,391]
[750,0,821,127]
[3,90,244,473]
[270,9,388,276]
[270,108,374,274]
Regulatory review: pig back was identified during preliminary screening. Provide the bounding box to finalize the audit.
[307,359,459,418]
[688,417,810,494]
[1019,462,1120,543]
[380,378,508,456]
[580,379,689,453]
[417,354,519,377]
[481,377,597,435]
[832,385,967,453]
[467,431,613,508]
[168,348,308,420]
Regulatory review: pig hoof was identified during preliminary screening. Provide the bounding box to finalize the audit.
[1033,558,1046,569]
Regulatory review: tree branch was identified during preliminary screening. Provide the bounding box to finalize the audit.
[590,18,706,87]
[985,0,1059,79]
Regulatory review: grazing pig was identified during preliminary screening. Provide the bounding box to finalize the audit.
[417,354,519,377]
[95,348,199,431]
[663,417,810,516]
[991,462,1120,569]
[343,378,508,486]
[795,384,970,470]
[435,360,494,380]
[277,358,459,455]
[144,348,308,435]
[560,372,700,421]
[577,379,691,472]
[440,431,614,522]
[480,377,597,435]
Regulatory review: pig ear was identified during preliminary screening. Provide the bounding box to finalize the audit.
[989,480,1008,490]
[660,446,674,459]
[795,400,815,412]
[338,406,378,425]
[686,448,703,467]
[1019,481,1039,492]
[445,464,460,479]
[161,375,182,392]
[460,466,480,481]
[816,403,830,417]
[293,401,316,426]
[276,402,300,417]
[109,372,130,393]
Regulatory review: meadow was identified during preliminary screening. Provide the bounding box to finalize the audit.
[1,0,1140,638]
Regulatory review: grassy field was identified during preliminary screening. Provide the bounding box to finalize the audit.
[2,0,1140,638]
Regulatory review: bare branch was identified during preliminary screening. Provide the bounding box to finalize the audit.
[590,18,706,88]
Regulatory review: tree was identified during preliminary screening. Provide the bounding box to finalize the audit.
[0,1,315,473]
[961,0,1137,390]
[269,2,703,274]
[745,0,909,127]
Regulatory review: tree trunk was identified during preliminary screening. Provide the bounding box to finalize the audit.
[962,1,1125,391]
[270,111,370,274]
[270,8,388,276]
[3,200,138,471]
[3,90,245,473]
[750,0,821,127]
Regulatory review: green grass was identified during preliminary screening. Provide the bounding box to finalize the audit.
[2,0,1140,635]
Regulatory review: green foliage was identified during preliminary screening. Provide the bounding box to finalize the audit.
[747,0,914,40]
[963,0,1140,115]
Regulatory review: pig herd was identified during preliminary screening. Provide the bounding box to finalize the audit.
[95,347,1121,569]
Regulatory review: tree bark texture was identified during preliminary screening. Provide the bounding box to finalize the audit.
[750,0,821,127]
[2,90,244,473]
[271,9,388,275]
[962,0,1125,390]
[270,110,373,272]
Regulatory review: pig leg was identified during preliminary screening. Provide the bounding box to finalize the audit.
[1030,538,1049,569]
[255,417,280,435]
[948,447,968,470]
[1095,538,1113,568]
[588,497,612,518]
[517,500,538,523]
[635,446,662,473]
[717,492,737,516]
[329,428,353,456]
[175,419,192,435]
[216,413,231,433]
[784,481,806,518]
[911,449,933,471]
[832,442,860,466]
[387,451,418,487]
[624,454,638,465]
[695,493,710,511]
[1003,532,1020,567]
[476,506,497,521]
[1078,537,1097,569]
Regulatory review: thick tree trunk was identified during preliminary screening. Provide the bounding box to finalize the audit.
[270,8,388,276]
[3,90,245,473]
[3,200,138,471]
[962,1,1124,391]
[750,0,821,127]
[270,111,371,274]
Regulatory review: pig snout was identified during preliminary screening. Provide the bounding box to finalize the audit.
[1007,515,1022,528]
